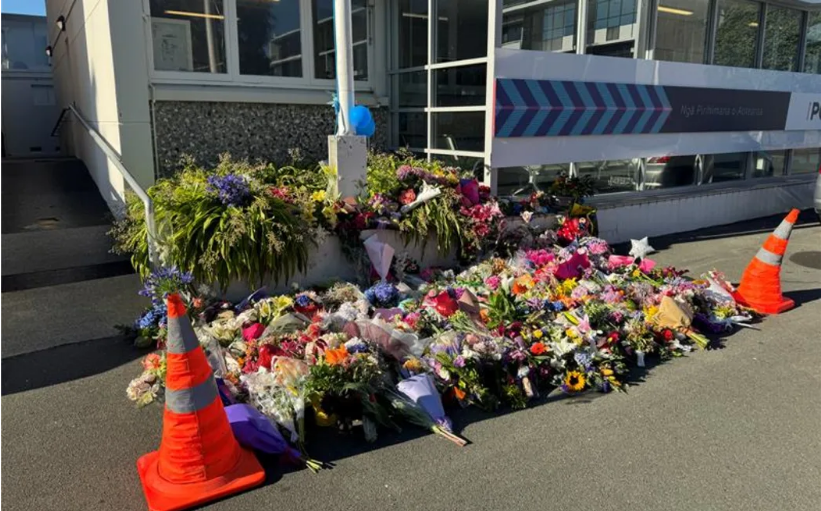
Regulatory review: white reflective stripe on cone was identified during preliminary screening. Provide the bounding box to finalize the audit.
[165,376,218,414]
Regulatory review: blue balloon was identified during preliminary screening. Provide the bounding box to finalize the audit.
[350,105,376,137]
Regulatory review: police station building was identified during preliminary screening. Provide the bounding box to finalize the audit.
[46,0,821,241]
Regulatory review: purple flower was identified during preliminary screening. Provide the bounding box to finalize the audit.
[364,281,400,307]
[454,356,466,368]
[139,266,194,303]
[207,174,251,206]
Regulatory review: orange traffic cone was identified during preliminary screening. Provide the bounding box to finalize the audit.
[137,294,265,511]
[734,209,799,315]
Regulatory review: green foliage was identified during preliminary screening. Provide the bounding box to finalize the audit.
[110,154,329,289]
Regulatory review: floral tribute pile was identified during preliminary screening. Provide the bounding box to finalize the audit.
[127,216,756,460]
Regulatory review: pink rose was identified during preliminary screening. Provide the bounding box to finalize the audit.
[485,275,501,290]
[242,323,265,341]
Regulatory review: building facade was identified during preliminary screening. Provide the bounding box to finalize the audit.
[1,13,59,158]
[45,0,821,240]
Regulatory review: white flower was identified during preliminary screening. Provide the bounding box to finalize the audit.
[521,211,534,224]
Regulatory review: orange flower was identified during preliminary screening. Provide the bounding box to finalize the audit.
[479,308,490,324]
[325,346,348,366]
[530,342,547,355]
[512,274,534,295]
[453,387,467,401]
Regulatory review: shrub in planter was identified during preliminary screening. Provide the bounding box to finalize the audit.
[111,154,336,289]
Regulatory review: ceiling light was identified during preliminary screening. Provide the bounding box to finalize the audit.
[164,10,225,20]
[658,6,693,16]
[56,15,66,31]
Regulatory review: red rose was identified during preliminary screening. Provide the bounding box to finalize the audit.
[432,291,458,317]
[663,329,674,341]
[257,344,279,371]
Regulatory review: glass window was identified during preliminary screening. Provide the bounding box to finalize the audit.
[791,148,821,174]
[496,164,571,196]
[432,154,485,179]
[804,12,821,74]
[502,0,576,53]
[236,0,302,77]
[313,0,368,80]
[587,0,637,57]
[436,0,488,63]
[397,112,426,148]
[752,150,786,178]
[762,6,801,72]
[434,64,486,106]
[644,153,746,188]
[432,112,485,152]
[149,0,227,73]
[396,0,428,69]
[654,0,709,64]
[395,71,427,108]
[575,159,640,193]
[1,18,50,71]
[713,0,760,69]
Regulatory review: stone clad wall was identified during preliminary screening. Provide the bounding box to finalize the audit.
[152,101,389,178]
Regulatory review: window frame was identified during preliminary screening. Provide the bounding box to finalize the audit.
[144,0,376,91]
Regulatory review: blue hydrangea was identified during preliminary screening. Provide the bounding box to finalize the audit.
[207,174,251,206]
[550,301,565,312]
[364,281,400,307]
[294,294,312,308]
[574,351,592,369]
[136,302,167,330]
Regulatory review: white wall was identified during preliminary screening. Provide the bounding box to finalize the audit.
[46,0,154,214]
[594,179,815,243]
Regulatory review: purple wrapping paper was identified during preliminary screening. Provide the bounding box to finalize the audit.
[225,404,301,459]
[397,374,453,431]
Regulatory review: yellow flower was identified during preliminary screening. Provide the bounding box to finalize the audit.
[643,305,659,321]
[560,278,578,295]
[403,357,423,373]
[600,368,614,377]
[312,190,327,202]
[532,329,543,339]
[632,269,641,278]
[564,371,586,392]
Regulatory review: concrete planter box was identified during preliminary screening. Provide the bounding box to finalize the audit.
[205,215,560,302]
[214,229,457,302]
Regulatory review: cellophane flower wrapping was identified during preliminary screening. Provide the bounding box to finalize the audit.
[397,374,453,432]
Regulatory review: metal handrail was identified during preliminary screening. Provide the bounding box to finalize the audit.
[66,104,159,268]
[50,107,70,137]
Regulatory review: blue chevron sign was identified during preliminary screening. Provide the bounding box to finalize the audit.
[494,79,672,138]
[494,78,794,138]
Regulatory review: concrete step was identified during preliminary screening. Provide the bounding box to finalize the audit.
[2,225,126,276]
[1,274,147,358]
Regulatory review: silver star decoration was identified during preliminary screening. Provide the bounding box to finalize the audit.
[629,237,655,260]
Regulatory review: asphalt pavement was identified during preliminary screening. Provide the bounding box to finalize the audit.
[2,212,820,511]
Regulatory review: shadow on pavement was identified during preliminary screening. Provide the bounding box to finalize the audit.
[1,336,145,395]
[784,288,821,308]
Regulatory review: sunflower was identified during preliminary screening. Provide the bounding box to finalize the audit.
[564,371,586,392]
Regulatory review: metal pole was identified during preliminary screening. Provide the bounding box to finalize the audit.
[204,0,218,73]
[334,0,355,135]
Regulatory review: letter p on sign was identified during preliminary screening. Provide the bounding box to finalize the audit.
[810,102,821,121]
